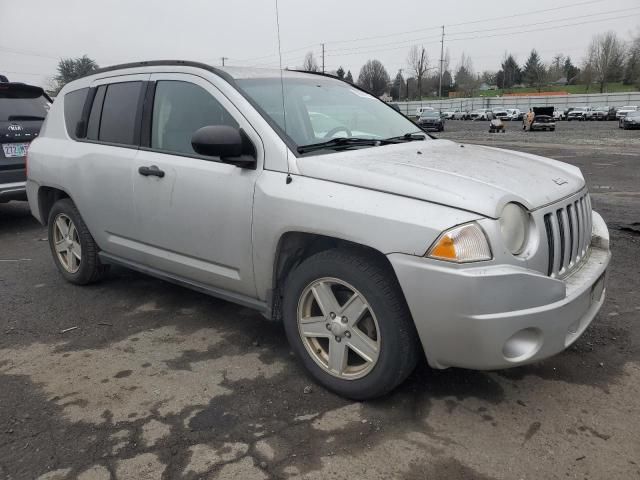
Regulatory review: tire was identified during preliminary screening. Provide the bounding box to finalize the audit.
[282,248,419,400]
[48,198,109,285]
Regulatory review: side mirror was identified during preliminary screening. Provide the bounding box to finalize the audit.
[191,125,256,168]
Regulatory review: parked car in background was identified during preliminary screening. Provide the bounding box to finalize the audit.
[492,109,510,121]
[553,109,563,121]
[586,106,608,121]
[561,107,575,120]
[1,81,52,202]
[441,110,456,119]
[619,110,640,129]
[452,110,470,120]
[606,106,618,120]
[24,61,611,399]
[415,106,434,119]
[504,108,523,121]
[470,110,493,121]
[615,105,638,119]
[529,107,556,132]
[567,107,591,121]
[417,110,445,131]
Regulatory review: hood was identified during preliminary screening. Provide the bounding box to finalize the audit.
[534,107,554,117]
[296,139,584,218]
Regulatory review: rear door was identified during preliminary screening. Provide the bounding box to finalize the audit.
[129,73,262,297]
[71,74,149,258]
[0,83,50,190]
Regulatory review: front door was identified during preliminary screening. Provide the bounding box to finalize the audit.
[131,73,262,297]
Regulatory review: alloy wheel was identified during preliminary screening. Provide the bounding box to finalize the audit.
[53,213,82,273]
[297,277,380,380]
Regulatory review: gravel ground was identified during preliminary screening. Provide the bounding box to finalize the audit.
[1,121,639,480]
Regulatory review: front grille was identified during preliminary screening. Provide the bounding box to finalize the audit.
[543,193,592,277]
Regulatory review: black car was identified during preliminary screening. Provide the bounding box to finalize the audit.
[619,110,640,129]
[0,81,51,202]
[417,110,444,131]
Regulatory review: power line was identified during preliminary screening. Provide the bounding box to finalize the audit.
[315,0,605,49]
[446,12,639,43]
[324,6,639,57]
[325,10,637,59]
[445,6,640,37]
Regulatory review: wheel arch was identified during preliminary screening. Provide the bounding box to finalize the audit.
[269,231,403,322]
[37,186,71,225]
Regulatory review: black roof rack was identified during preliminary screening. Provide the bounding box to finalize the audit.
[78,60,235,84]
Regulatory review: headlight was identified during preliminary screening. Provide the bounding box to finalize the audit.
[499,203,529,254]
[427,223,492,263]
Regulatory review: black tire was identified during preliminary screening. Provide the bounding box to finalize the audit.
[282,248,419,400]
[48,198,109,285]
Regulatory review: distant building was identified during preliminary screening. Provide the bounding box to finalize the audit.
[552,76,568,85]
[479,83,498,91]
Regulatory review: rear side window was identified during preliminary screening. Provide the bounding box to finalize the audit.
[98,82,143,145]
[0,84,50,122]
[64,88,89,139]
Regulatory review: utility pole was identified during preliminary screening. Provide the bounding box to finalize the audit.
[321,43,325,74]
[438,25,445,98]
[221,57,228,67]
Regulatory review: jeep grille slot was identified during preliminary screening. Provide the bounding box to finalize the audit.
[543,193,592,278]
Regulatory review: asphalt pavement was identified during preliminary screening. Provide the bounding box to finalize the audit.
[1,120,639,480]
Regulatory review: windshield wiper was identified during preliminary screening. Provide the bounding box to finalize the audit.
[383,132,426,142]
[8,115,45,121]
[297,137,386,154]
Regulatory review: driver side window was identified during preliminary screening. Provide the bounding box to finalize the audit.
[151,81,238,156]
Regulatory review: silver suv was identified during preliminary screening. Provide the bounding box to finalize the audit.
[26,61,611,399]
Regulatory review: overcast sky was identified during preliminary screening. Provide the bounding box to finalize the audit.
[1,0,639,88]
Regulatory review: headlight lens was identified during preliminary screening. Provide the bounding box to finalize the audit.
[427,223,492,263]
[499,203,529,254]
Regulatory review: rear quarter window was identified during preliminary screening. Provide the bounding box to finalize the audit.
[63,88,89,139]
[98,82,143,146]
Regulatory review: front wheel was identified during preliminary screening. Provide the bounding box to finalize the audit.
[282,248,419,400]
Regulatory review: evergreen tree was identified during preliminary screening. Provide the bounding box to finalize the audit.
[522,49,546,91]
[563,57,580,84]
[336,66,345,79]
[496,54,521,89]
[391,70,404,100]
[345,70,354,83]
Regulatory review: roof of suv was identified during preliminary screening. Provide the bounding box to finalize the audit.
[81,60,333,82]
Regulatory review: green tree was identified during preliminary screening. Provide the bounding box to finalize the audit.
[390,70,404,100]
[345,70,354,83]
[336,66,345,79]
[522,49,547,91]
[496,54,522,89]
[564,57,580,84]
[53,55,98,94]
[357,59,390,97]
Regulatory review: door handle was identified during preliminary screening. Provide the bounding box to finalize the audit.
[138,165,165,178]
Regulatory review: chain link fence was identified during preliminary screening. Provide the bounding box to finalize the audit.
[392,91,640,116]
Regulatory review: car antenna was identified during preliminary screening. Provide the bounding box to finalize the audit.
[275,0,292,185]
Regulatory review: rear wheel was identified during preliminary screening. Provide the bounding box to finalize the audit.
[282,248,419,400]
[48,198,109,285]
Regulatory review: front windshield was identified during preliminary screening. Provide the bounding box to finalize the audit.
[421,111,440,118]
[236,76,424,149]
